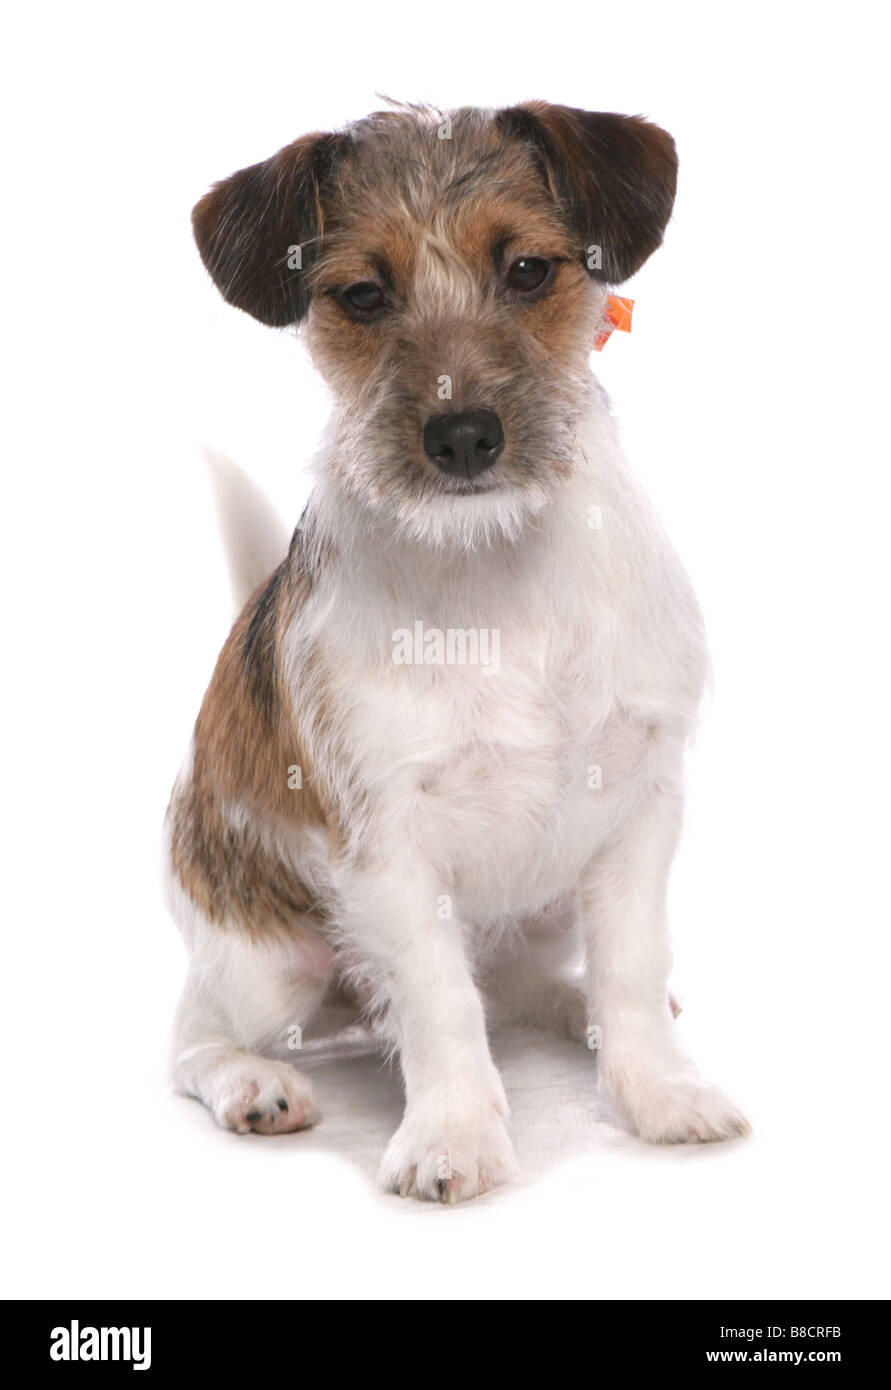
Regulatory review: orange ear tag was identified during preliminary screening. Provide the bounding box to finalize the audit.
[593,295,634,350]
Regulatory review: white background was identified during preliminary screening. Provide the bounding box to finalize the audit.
[3,0,890,1300]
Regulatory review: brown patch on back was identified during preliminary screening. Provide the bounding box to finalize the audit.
[167,535,335,937]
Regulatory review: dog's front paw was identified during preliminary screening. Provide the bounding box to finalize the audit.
[381,1106,519,1203]
[606,1059,749,1144]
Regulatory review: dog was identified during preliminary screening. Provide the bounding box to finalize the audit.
[164,101,749,1203]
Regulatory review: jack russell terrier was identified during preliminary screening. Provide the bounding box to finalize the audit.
[165,101,749,1203]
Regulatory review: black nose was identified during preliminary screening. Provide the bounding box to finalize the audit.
[422,409,505,479]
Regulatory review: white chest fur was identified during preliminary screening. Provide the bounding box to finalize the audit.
[365,637,657,918]
[292,411,708,925]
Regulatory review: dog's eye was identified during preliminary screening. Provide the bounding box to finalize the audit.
[506,257,552,293]
[341,281,386,315]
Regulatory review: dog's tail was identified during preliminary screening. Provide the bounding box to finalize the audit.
[204,447,290,613]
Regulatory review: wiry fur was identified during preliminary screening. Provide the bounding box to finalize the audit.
[167,102,747,1202]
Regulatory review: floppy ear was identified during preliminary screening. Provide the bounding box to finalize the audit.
[497,103,678,283]
[192,132,347,326]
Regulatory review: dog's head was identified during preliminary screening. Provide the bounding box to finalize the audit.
[193,102,677,543]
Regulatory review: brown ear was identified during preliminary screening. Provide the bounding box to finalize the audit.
[497,103,678,283]
[192,132,347,326]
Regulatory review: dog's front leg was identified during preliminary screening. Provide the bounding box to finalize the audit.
[343,867,517,1202]
[580,787,749,1143]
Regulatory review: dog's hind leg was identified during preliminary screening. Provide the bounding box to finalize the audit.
[170,917,333,1135]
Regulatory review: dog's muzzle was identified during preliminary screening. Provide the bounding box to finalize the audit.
[422,409,505,480]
